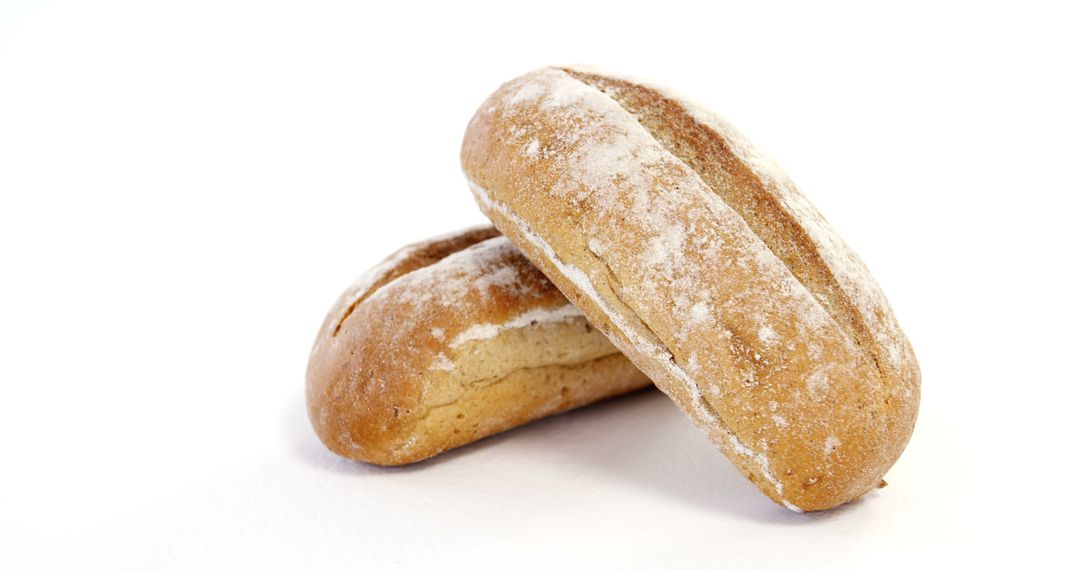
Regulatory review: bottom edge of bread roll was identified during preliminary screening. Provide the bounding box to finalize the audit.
[365,351,648,466]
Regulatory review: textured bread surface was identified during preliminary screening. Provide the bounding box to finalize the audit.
[461,67,920,511]
[306,227,650,465]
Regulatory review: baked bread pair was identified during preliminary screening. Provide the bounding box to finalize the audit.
[307,67,920,511]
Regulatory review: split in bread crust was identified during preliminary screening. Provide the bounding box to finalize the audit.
[306,227,651,465]
[461,67,920,511]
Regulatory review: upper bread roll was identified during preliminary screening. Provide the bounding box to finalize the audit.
[461,67,920,511]
[306,227,650,465]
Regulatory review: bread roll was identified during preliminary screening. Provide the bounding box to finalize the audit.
[461,67,920,511]
[306,227,650,465]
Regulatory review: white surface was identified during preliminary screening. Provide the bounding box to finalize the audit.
[1,1,1077,567]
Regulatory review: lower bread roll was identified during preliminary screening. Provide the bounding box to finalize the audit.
[306,226,651,465]
[461,67,921,511]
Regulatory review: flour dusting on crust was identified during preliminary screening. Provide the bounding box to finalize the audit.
[450,304,583,348]
[469,177,799,512]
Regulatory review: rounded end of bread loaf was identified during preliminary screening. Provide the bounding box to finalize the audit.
[305,227,501,466]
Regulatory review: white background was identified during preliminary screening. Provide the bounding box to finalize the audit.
[1,1,1077,567]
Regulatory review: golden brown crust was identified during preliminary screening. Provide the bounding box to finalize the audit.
[306,228,650,465]
[318,226,499,340]
[461,67,920,511]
